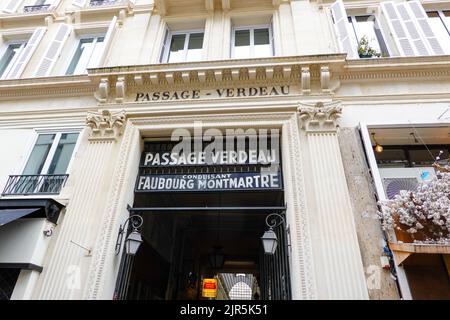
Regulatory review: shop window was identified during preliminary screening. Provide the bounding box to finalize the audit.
[0,42,27,80]
[426,11,450,54]
[348,15,389,57]
[232,26,273,59]
[66,36,105,75]
[160,30,204,63]
[0,268,20,300]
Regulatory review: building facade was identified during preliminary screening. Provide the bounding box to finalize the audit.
[0,0,449,300]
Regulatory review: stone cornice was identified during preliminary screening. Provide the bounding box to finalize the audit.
[0,75,95,101]
[1,55,450,101]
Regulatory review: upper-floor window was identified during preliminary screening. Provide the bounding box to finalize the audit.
[232,26,273,59]
[161,30,204,63]
[426,11,450,54]
[23,133,79,176]
[66,36,105,75]
[0,42,27,79]
[348,15,389,57]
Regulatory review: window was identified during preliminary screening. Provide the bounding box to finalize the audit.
[348,15,389,57]
[232,26,273,59]
[23,133,79,176]
[161,31,204,63]
[66,36,105,75]
[0,42,27,80]
[426,11,450,54]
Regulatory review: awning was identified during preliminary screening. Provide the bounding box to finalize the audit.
[0,208,41,227]
[0,199,64,225]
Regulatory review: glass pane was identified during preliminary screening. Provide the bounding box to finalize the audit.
[254,28,272,57]
[234,30,250,58]
[0,44,22,78]
[23,134,56,175]
[47,133,79,174]
[426,12,450,54]
[375,149,408,168]
[409,149,449,167]
[168,34,186,63]
[66,38,95,75]
[186,33,204,61]
[353,16,388,57]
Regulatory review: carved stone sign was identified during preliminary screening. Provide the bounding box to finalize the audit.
[134,85,292,102]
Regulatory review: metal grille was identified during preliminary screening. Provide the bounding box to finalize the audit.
[90,0,124,6]
[23,4,50,13]
[2,174,69,196]
[0,269,20,300]
[259,215,291,300]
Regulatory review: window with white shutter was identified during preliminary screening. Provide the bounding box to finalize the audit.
[49,0,62,10]
[6,27,47,79]
[34,24,72,77]
[330,0,359,59]
[97,16,118,67]
[2,0,24,14]
[379,1,415,56]
[72,0,87,8]
[426,11,450,54]
[407,0,445,55]
[396,2,430,55]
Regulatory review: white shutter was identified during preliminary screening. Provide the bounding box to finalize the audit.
[34,24,72,77]
[407,0,445,55]
[159,27,170,63]
[72,0,87,8]
[2,0,23,13]
[49,0,62,10]
[330,0,358,59]
[379,1,415,56]
[7,27,47,79]
[98,16,118,67]
[396,3,430,56]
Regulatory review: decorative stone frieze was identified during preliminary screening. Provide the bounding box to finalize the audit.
[298,101,342,132]
[86,109,126,141]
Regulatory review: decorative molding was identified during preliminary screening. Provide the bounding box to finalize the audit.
[298,101,342,132]
[115,77,126,103]
[285,113,317,299]
[320,66,330,93]
[301,67,311,94]
[86,109,126,141]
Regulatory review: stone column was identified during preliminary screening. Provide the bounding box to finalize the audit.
[34,110,126,300]
[298,102,369,299]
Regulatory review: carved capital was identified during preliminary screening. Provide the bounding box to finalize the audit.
[86,110,126,142]
[297,101,342,132]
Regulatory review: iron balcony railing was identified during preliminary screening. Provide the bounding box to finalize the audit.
[2,174,69,196]
[89,0,124,6]
[23,4,51,13]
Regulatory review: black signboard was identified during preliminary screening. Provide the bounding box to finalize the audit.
[135,172,282,192]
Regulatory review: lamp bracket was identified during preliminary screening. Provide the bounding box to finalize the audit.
[115,212,143,255]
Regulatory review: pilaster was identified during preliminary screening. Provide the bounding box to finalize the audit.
[298,101,369,299]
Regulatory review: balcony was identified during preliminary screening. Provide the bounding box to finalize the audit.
[23,4,50,13]
[2,174,69,196]
[89,0,124,6]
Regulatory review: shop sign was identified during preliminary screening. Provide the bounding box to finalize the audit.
[202,278,218,298]
[135,172,282,192]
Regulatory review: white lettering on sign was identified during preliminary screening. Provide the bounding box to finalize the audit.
[142,150,278,167]
[136,173,281,192]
